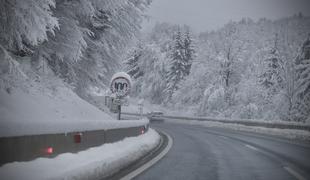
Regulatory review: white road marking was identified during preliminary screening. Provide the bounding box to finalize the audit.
[120,131,173,180]
[243,144,306,180]
[219,136,229,140]
[283,166,307,180]
[244,144,259,151]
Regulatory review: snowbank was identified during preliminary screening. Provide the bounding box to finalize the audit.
[0,128,160,180]
[166,119,310,140]
[0,86,148,137]
[0,57,147,137]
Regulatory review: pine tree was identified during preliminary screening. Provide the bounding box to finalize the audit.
[260,34,284,96]
[29,0,151,96]
[165,28,186,101]
[294,35,310,122]
[125,43,144,79]
[0,0,59,55]
[183,29,195,76]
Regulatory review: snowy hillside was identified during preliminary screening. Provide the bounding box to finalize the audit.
[0,53,147,137]
[0,0,152,137]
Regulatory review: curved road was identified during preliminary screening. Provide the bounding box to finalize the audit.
[134,122,310,180]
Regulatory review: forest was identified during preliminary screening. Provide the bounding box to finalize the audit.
[0,0,309,123]
[125,15,310,122]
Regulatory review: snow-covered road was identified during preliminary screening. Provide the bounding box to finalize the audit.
[135,122,310,180]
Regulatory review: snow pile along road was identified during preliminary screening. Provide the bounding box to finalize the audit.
[0,128,160,180]
[0,87,149,137]
[0,70,149,137]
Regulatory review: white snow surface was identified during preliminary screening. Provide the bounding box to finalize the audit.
[122,98,168,114]
[0,128,160,180]
[166,119,310,141]
[0,74,147,137]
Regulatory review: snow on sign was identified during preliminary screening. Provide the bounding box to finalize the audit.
[110,72,132,98]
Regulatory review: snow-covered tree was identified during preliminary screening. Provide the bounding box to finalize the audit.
[183,29,195,76]
[140,46,167,104]
[0,0,59,55]
[165,29,187,101]
[293,35,310,122]
[32,0,96,88]
[28,0,151,97]
[125,42,144,79]
[214,23,245,106]
[124,43,167,103]
[259,34,284,96]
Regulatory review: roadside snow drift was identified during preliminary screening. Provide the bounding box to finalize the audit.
[166,119,310,140]
[0,86,148,137]
[0,128,160,180]
[0,59,148,137]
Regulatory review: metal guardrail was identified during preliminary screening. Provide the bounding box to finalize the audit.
[122,112,310,131]
[0,124,149,166]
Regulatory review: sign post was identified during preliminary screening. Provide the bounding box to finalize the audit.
[118,103,121,120]
[138,99,144,120]
[110,72,132,120]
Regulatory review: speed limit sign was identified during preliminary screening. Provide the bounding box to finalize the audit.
[110,72,132,120]
[110,72,132,98]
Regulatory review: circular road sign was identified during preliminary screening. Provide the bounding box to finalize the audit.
[110,72,131,98]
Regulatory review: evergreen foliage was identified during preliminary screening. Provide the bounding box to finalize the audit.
[165,27,195,100]
[259,34,284,96]
[294,35,310,122]
[0,0,59,55]
[125,43,144,79]
[183,29,195,76]
[0,0,151,98]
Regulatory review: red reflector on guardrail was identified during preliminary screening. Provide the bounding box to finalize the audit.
[45,147,53,154]
[74,133,82,143]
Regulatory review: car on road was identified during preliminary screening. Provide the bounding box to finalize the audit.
[147,111,164,122]
[147,111,163,117]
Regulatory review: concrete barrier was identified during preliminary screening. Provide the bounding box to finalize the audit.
[0,125,148,166]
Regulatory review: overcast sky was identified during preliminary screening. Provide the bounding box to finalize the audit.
[142,0,310,32]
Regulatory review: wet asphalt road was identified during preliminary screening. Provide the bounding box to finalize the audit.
[134,122,310,180]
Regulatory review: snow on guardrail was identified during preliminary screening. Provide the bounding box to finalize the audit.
[0,121,150,166]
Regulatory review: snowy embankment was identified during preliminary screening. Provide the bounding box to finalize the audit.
[0,51,158,180]
[0,129,160,180]
[0,55,148,137]
[166,119,310,140]
[0,86,148,137]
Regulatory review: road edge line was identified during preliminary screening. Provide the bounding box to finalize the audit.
[120,130,173,180]
[283,166,307,180]
[244,144,259,151]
